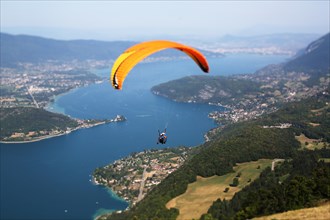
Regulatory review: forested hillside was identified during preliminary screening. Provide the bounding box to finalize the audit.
[0,107,78,140]
[203,150,330,220]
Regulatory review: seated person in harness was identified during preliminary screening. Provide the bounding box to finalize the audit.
[157,129,167,144]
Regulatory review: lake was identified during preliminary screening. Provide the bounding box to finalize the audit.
[0,54,289,220]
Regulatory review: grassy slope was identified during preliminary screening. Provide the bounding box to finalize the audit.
[166,159,273,220]
[253,202,330,220]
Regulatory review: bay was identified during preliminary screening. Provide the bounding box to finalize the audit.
[0,54,289,220]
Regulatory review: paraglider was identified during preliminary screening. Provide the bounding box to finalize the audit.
[110,40,209,90]
[109,40,210,145]
[157,129,167,144]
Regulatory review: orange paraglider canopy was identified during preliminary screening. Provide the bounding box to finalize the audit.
[110,40,209,90]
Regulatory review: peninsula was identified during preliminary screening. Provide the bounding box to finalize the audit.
[0,108,126,143]
[93,147,193,207]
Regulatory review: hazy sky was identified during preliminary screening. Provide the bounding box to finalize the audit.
[1,0,329,40]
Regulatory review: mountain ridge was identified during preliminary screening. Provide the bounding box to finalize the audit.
[0,32,220,68]
[284,33,330,71]
[0,32,137,67]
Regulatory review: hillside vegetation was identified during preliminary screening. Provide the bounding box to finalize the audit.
[258,89,330,143]
[166,159,273,220]
[0,107,78,140]
[203,150,329,220]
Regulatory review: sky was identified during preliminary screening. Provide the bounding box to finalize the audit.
[1,0,329,41]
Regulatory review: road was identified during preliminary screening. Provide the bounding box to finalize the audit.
[26,86,40,108]
[137,167,147,202]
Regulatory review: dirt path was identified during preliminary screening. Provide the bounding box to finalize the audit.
[272,159,285,171]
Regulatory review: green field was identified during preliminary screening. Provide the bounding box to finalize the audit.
[166,159,273,220]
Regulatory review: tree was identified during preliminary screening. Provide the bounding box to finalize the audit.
[230,178,239,187]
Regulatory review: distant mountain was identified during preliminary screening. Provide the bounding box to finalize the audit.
[284,33,330,72]
[0,33,219,68]
[0,33,136,67]
[217,33,320,49]
[185,33,322,54]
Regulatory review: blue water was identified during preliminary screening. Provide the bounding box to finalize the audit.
[0,55,289,220]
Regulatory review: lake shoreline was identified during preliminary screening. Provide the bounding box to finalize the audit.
[0,116,126,144]
[0,122,102,144]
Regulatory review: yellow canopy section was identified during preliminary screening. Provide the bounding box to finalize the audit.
[110,40,209,90]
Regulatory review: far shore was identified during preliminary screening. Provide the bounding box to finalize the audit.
[0,121,107,144]
[1,132,68,144]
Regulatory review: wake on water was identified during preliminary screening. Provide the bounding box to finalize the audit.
[135,114,153,118]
